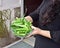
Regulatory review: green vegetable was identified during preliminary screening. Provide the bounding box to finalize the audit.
[11,17,32,37]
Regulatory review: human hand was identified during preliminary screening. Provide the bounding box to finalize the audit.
[25,16,33,23]
[25,26,51,39]
[25,26,42,38]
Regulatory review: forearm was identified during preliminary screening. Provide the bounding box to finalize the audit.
[31,26,51,39]
[39,30,51,39]
[40,30,60,43]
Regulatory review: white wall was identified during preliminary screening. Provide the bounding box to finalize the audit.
[0,0,21,10]
[0,0,1,6]
[0,0,24,40]
[0,0,24,16]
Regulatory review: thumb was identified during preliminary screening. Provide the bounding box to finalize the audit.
[31,26,36,30]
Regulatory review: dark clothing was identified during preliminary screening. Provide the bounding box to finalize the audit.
[29,0,60,48]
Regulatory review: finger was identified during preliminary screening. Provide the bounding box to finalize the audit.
[31,26,36,29]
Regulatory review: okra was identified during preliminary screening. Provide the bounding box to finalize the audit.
[11,17,32,37]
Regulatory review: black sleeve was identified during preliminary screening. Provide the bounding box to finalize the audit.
[29,10,39,22]
[50,30,60,43]
[28,0,45,22]
[29,0,52,22]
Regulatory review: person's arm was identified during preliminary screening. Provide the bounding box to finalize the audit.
[38,29,60,43]
[25,0,46,22]
[41,30,60,43]
[28,26,60,43]
[25,0,53,23]
[39,29,51,38]
[25,9,39,23]
[29,26,51,38]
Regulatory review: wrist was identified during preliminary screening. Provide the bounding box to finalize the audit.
[39,29,44,35]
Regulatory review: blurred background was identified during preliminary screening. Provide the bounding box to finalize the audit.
[0,0,42,48]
